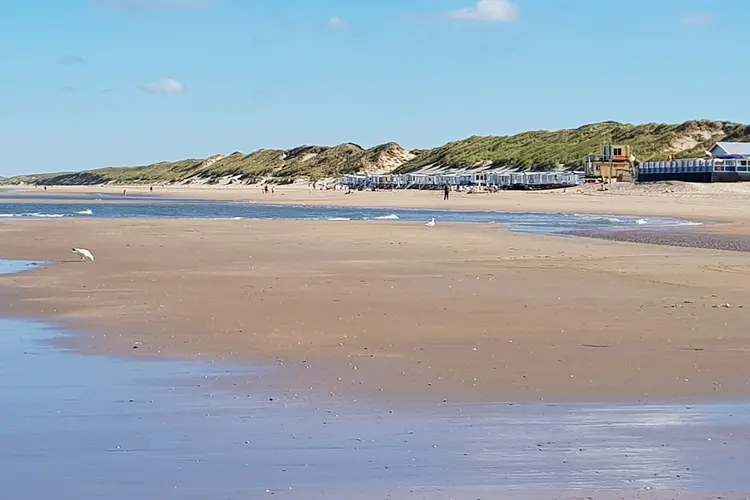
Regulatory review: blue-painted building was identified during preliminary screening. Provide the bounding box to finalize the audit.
[637,141,750,183]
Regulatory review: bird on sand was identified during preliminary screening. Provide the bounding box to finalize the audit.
[71,248,95,262]
[425,218,436,227]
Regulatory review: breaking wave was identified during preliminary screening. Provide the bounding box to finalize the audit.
[0,209,93,218]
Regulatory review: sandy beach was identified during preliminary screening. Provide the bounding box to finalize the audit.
[2,215,750,403]
[7,180,750,223]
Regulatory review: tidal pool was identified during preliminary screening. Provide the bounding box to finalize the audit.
[0,260,748,499]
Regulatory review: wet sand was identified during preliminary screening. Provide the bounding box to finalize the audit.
[3,318,750,499]
[2,218,750,403]
[571,226,750,253]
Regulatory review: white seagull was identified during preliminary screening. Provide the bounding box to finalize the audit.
[425,218,436,227]
[71,248,95,262]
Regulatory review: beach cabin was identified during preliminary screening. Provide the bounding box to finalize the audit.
[708,142,750,159]
[472,172,488,186]
[339,175,366,189]
[707,141,750,182]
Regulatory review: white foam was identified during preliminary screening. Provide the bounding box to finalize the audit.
[0,212,70,218]
[635,219,648,225]
[573,213,622,223]
[374,214,399,220]
[75,209,93,216]
[327,217,351,221]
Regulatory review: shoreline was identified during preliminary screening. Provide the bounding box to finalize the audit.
[10,188,750,255]
[6,181,750,223]
[3,218,750,404]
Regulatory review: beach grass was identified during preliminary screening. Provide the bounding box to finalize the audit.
[5,120,750,185]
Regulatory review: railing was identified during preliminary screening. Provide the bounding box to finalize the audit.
[637,159,714,175]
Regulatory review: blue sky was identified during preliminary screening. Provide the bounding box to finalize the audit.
[0,0,742,175]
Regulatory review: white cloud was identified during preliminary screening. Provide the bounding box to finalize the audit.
[680,13,713,26]
[448,0,519,23]
[328,16,347,30]
[92,0,210,13]
[140,78,186,94]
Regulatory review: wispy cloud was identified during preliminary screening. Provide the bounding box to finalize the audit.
[447,0,519,23]
[328,16,347,30]
[680,13,713,26]
[91,0,211,14]
[60,55,85,65]
[140,78,185,94]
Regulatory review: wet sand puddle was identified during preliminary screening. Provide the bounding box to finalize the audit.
[1,260,750,499]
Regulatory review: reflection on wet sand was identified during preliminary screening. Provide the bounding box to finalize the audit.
[1,318,749,499]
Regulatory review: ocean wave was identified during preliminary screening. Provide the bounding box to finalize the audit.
[635,219,648,225]
[572,213,624,223]
[374,214,399,220]
[327,217,351,221]
[0,211,87,218]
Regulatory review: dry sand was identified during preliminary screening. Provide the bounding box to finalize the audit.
[2,217,750,404]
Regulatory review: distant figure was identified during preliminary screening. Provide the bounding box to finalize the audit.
[150,186,153,192]
[71,247,95,262]
[122,189,127,196]
[264,185,269,194]
[44,186,47,191]
[425,218,436,227]
[271,186,275,195]
[443,185,450,201]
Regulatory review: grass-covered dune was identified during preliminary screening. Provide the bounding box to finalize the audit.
[5,120,747,185]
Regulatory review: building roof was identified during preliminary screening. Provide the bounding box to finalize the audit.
[710,142,750,156]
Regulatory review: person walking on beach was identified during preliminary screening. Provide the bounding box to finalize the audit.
[443,184,450,201]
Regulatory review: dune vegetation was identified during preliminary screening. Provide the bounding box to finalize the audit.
[4,120,747,185]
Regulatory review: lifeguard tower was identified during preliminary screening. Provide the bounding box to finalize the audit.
[585,143,636,182]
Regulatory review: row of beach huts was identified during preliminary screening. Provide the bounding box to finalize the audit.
[338,171,585,190]
[339,142,750,190]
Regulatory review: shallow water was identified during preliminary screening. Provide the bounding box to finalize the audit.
[0,194,697,234]
[1,317,749,498]
[0,259,44,275]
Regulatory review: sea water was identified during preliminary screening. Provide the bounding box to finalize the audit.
[0,196,699,235]
[1,315,749,499]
